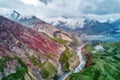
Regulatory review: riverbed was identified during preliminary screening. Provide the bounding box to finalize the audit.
[59,45,86,80]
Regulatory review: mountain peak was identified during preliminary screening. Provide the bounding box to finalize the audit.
[0,8,21,21]
[19,15,39,21]
[10,10,21,21]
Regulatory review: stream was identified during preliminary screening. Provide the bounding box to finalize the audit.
[59,45,86,80]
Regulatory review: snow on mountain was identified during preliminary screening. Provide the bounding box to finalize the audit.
[1,8,120,31]
[44,16,85,29]
[43,14,120,30]
[0,8,21,21]
[0,8,41,22]
[43,16,111,31]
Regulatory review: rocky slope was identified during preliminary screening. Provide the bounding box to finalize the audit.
[0,16,79,80]
[18,16,72,42]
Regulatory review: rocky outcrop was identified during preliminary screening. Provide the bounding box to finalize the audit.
[68,55,79,71]
[53,31,72,42]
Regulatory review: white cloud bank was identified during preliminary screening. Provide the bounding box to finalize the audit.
[20,0,40,6]
[0,0,120,18]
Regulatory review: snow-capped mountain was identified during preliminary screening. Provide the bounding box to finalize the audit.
[81,19,114,35]
[43,16,120,42]
[44,16,85,29]
[1,8,120,31]
[0,9,72,42]
[44,16,114,35]
[1,8,120,36]
[0,8,21,21]
[43,14,120,30]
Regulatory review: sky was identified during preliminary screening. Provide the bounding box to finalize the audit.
[0,0,120,18]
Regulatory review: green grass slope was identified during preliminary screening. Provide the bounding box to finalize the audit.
[69,42,120,80]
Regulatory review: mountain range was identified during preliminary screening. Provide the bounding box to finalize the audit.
[0,9,80,80]
[1,8,120,42]
[43,15,120,42]
[1,8,120,80]
[1,8,120,43]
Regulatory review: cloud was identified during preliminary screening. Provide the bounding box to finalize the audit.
[39,0,53,5]
[0,0,120,18]
[79,0,120,15]
[20,0,40,6]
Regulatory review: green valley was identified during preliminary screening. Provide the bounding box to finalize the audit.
[68,42,120,80]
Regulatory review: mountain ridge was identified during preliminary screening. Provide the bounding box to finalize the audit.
[0,14,80,79]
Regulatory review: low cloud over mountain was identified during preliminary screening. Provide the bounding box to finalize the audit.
[1,0,120,18]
